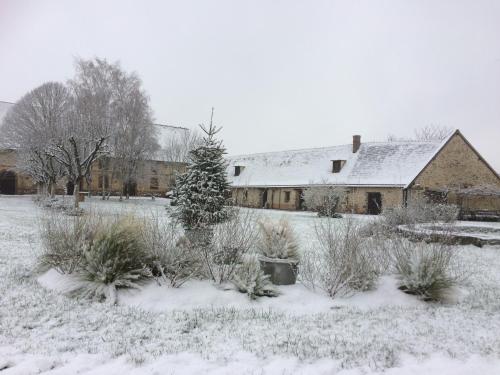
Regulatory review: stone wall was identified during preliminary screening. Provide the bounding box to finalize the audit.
[231,186,404,214]
[232,187,303,210]
[86,160,186,196]
[0,150,37,194]
[344,187,403,214]
[412,133,500,191]
[0,149,186,196]
[409,133,500,210]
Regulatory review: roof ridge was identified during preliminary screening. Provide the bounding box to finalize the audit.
[153,123,189,131]
[228,139,440,159]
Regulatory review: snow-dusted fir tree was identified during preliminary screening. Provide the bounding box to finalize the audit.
[173,110,230,229]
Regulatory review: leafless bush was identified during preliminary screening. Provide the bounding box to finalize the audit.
[302,186,346,217]
[390,238,466,302]
[141,215,200,288]
[232,254,279,299]
[257,218,300,262]
[201,208,260,284]
[382,199,459,229]
[301,218,379,298]
[38,213,101,274]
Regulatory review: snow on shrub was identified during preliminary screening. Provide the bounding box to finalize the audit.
[301,186,346,217]
[391,238,464,302]
[38,213,100,274]
[301,218,379,297]
[201,208,260,284]
[141,215,200,288]
[233,254,279,299]
[75,216,151,303]
[257,218,300,262]
[382,199,459,228]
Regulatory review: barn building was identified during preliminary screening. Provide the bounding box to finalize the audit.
[227,131,500,215]
[0,100,187,196]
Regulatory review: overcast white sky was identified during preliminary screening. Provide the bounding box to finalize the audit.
[1,0,499,171]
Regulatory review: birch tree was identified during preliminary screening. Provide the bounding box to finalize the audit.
[107,67,158,200]
[160,128,202,163]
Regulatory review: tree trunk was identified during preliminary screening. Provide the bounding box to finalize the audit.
[73,179,80,209]
[101,169,106,200]
[49,181,56,198]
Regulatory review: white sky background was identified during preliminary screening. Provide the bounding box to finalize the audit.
[0,0,499,171]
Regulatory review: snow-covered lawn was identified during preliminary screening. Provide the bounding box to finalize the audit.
[1,196,500,374]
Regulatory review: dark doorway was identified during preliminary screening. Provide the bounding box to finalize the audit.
[66,181,74,195]
[123,181,137,197]
[296,189,304,210]
[262,189,268,208]
[0,170,16,195]
[367,192,382,215]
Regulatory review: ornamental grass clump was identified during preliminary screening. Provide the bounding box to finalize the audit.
[38,213,100,274]
[257,219,300,262]
[75,216,151,303]
[233,254,279,300]
[391,238,464,302]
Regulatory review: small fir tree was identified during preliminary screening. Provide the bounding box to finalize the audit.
[173,110,231,229]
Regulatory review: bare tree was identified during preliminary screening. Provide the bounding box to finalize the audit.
[160,128,202,163]
[1,82,71,197]
[48,59,115,208]
[414,125,453,141]
[387,125,453,143]
[108,67,159,200]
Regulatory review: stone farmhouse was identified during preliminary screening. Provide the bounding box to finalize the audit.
[0,101,186,196]
[227,132,500,216]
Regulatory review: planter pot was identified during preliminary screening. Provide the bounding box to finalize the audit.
[259,256,298,285]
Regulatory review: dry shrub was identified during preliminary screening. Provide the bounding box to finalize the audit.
[391,238,465,302]
[301,186,346,217]
[201,208,260,284]
[141,215,200,288]
[38,213,101,274]
[232,254,279,299]
[257,218,300,262]
[301,218,379,298]
[382,199,459,228]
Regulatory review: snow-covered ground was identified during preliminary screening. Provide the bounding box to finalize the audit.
[1,196,500,374]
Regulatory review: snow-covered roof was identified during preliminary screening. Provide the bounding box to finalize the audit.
[227,135,454,188]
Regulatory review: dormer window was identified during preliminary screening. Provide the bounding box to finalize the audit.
[332,160,346,173]
[234,165,244,176]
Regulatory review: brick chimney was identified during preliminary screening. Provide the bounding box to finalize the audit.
[353,135,361,153]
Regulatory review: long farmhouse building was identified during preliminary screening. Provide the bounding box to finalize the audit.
[226,132,500,216]
[1,99,500,216]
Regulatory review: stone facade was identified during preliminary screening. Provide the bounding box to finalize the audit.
[409,133,499,194]
[230,132,500,215]
[232,187,303,210]
[0,150,186,196]
[232,186,403,214]
[0,150,37,194]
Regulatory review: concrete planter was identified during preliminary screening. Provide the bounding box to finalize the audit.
[259,256,298,285]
